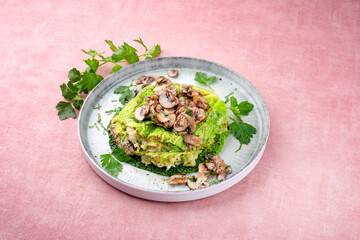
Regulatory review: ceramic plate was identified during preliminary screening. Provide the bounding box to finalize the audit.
[78,56,269,202]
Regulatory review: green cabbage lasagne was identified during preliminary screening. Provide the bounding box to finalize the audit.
[109,76,229,176]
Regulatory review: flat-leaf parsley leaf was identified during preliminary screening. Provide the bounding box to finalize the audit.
[100,148,131,177]
[56,38,161,120]
[229,121,257,152]
[194,72,216,91]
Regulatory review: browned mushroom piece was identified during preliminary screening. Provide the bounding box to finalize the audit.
[207,155,226,174]
[156,76,172,86]
[150,94,159,101]
[167,70,179,78]
[198,163,209,176]
[155,104,164,113]
[187,89,203,98]
[180,84,192,94]
[217,166,232,181]
[153,77,172,93]
[184,134,202,147]
[205,161,216,171]
[175,106,186,115]
[179,98,190,107]
[158,91,179,109]
[163,108,175,115]
[191,107,206,124]
[135,76,147,85]
[134,105,150,121]
[167,86,177,95]
[187,179,198,190]
[164,113,176,128]
[186,144,191,152]
[188,101,197,108]
[135,76,157,86]
[136,84,144,92]
[155,112,168,123]
[196,175,209,188]
[168,175,187,185]
[186,115,196,134]
[146,76,157,86]
[173,113,190,132]
[147,99,158,108]
[193,95,210,111]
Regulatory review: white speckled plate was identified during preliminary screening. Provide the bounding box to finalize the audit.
[78,57,269,202]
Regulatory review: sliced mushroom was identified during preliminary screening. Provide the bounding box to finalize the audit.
[184,134,202,147]
[147,99,158,108]
[198,163,209,176]
[196,175,209,188]
[155,112,168,123]
[186,144,191,152]
[163,108,175,115]
[150,94,159,101]
[173,113,190,132]
[167,70,179,78]
[136,84,144,92]
[187,89,203,97]
[135,76,147,85]
[159,91,179,108]
[191,107,206,124]
[155,104,164,113]
[156,76,172,86]
[167,86,177,95]
[153,77,172,93]
[135,76,156,86]
[164,113,176,128]
[180,84,192,94]
[168,175,187,185]
[134,105,150,121]
[187,179,198,190]
[146,76,157,86]
[188,101,197,108]
[205,162,216,171]
[186,115,196,134]
[174,130,188,135]
[175,106,186,115]
[206,155,226,174]
[217,166,232,181]
[179,98,190,107]
[193,95,210,111]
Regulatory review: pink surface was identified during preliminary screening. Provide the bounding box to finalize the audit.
[1,0,359,239]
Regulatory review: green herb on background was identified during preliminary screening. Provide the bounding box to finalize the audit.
[56,38,161,120]
[194,72,217,91]
[229,96,254,119]
[100,148,131,177]
[105,106,123,115]
[227,96,257,151]
[224,92,234,104]
[93,103,102,110]
[114,85,133,105]
[89,122,100,131]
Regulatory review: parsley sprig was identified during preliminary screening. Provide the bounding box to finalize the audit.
[113,85,134,105]
[194,72,216,91]
[100,148,131,177]
[228,96,257,151]
[56,38,161,120]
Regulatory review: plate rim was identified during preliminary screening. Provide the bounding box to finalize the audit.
[78,56,270,201]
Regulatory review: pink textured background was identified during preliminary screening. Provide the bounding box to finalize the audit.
[1,0,359,239]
